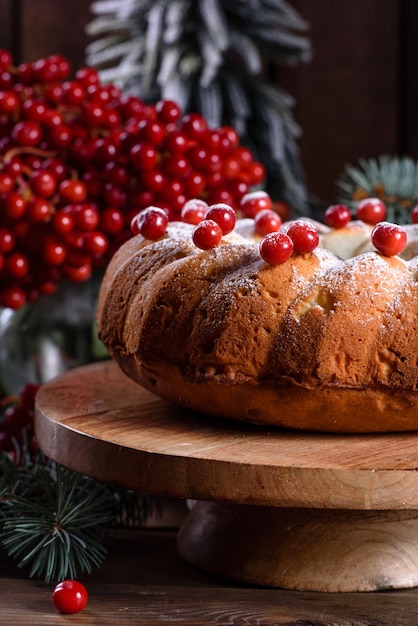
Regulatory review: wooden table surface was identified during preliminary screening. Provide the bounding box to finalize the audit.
[1,524,418,626]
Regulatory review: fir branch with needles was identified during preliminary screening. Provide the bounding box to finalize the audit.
[86,0,312,215]
[336,155,418,224]
[0,450,149,582]
[0,383,150,582]
[0,456,113,582]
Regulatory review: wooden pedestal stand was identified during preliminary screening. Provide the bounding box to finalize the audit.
[35,361,418,593]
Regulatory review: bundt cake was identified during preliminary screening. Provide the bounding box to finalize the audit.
[96,204,418,433]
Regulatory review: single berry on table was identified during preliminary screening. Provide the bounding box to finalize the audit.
[52,580,88,614]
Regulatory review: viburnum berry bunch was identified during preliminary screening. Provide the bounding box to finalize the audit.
[0,50,266,309]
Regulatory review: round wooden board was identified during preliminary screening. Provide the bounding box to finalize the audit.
[34,361,418,591]
[35,360,418,510]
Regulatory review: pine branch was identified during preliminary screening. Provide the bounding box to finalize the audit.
[0,460,114,581]
[0,450,149,582]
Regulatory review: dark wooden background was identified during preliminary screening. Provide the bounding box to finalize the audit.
[0,0,417,204]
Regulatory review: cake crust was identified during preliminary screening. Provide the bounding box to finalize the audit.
[97,221,418,432]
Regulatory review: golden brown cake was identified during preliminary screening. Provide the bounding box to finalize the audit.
[97,219,418,433]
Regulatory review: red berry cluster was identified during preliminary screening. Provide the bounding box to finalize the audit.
[259,220,319,265]
[324,198,388,229]
[0,50,266,309]
[131,191,319,266]
[0,382,39,458]
[324,198,407,257]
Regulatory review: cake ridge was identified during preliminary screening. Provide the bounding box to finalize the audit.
[97,215,418,432]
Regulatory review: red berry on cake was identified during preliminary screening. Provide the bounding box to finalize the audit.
[285,220,319,254]
[371,221,407,256]
[131,206,168,240]
[204,203,236,235]
[192,219,223,249]
[356,197,386,225]
[324,204,351,229]
[181,198,208,225]
[240,190,272,218]
[259,231,294,265]
[254,209,282,236]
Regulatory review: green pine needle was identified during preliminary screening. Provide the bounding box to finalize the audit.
[0,453,149,582]
[336,155,418,224]
[0,462,116,582]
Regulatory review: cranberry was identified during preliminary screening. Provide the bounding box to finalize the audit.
[130,143,158,171]
[285,220,319,254]
[254,209,282,236]
[356,197,386,225]
[6,251,29,278]
[2,285,26,309]
[84,230,109,255]
[29,169,57,198]
[240,191,272,218]
[204,203,236,235]
[192,219,223,249]
[181,113,208,139]
[181,198,208,225]
[259,231,294,265]
[43,240,67,265]
[156,99,182,124]
[11,120,42,146]
[0,227,15,253]
[52,580,88,614]
[131,206,168,240]
[371,222,407,257]
[0,90,19,113]
[27,197,51,222]
[324,204,352,229]
[100,208,124,234]
[59,180,87,203]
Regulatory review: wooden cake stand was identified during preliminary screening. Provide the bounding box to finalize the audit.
[35,361,418,593]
